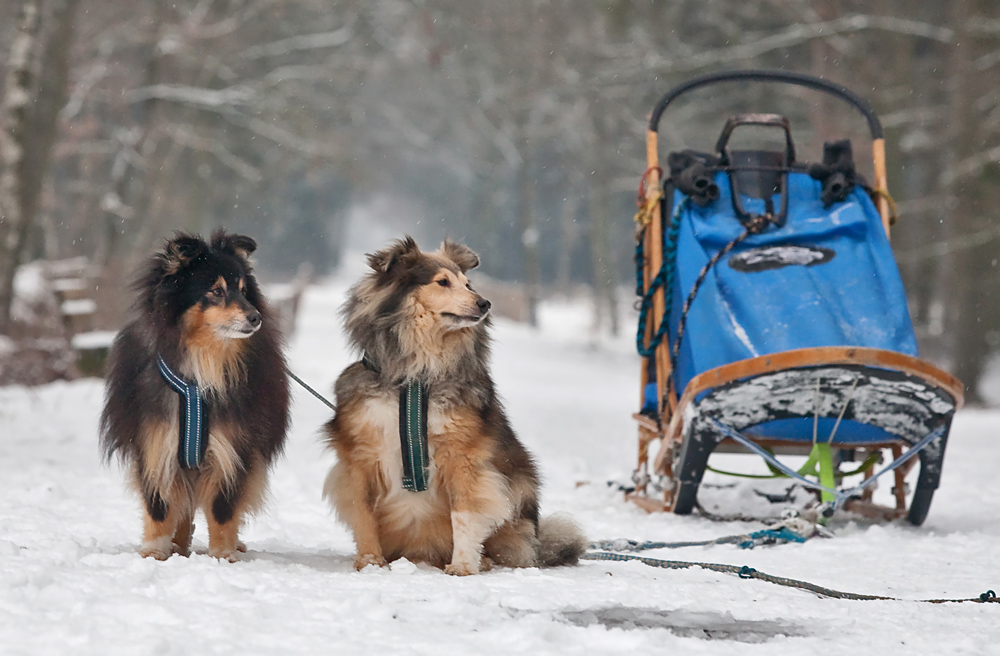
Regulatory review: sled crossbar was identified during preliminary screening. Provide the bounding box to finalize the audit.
[707,418,946,514]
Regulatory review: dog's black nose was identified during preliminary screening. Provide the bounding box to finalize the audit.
[247,310,262,328]
[477,298,491,313]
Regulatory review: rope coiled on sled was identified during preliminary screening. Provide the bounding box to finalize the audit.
[633,188,771,379]
[635,197,687,358]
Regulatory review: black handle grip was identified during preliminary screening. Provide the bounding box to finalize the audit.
[714,114,796,164]
[648,69,883,140]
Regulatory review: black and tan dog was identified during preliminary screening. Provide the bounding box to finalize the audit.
[323,237,584,575]
[100,231,289,561]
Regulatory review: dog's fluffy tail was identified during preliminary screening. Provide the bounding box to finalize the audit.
[536,513,587,567]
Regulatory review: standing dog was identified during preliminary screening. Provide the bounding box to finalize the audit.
[100,231,289,561]
[323,237,585,575]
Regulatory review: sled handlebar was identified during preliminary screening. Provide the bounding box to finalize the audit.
[648,69,883,140]
[645,69,892,237]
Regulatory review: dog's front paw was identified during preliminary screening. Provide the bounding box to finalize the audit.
[354,553,387,570]
[139,537,173,560]
[236,540,247,553]
[209,547,240,563]
[445,561,480,576]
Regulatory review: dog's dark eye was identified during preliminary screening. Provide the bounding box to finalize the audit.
[436,278,450,287]
[209,288,225,298]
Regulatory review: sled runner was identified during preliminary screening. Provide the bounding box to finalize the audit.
[630,70,963,525]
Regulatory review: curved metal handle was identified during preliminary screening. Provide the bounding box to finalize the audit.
[648,69,883,140]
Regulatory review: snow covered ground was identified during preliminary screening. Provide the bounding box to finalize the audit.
[1,273,998,655]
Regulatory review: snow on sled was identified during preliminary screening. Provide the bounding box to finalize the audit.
[629,70,963,525]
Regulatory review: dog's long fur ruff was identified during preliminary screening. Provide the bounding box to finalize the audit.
[100,230,289,561]
[323,237,585,575]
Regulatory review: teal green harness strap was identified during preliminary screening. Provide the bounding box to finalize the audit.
[398,380,430,492]
[360,354,431,493]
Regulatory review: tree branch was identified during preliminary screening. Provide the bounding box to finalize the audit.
[240,20,355,60]
[896,223,1000,263]
[945,143,1000,185]
[126,83,255,108]
[165,124,262,182]
[183,0,271,40]
[220,115,320,156]
[975,49,1000,71]
[599,14,954,83]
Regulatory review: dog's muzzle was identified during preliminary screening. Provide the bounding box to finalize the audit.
[218,311,262,338]
[444,297,490,329]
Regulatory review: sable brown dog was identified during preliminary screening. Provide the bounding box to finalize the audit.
[323,236,585,575]
[100,231,289,561]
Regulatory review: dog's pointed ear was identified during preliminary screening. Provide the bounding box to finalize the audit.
[440,239,479,272]
[162,234,207,275]
[211,230,257,262]
[367,236,420,274]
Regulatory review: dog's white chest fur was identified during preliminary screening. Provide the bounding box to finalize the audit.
[357,392,447,514]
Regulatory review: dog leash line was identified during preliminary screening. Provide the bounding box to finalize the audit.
[285,367,336,412]
[582,552,999,604]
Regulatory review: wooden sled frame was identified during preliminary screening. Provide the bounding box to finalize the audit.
[631,71,964,523]
[631,347,964,522]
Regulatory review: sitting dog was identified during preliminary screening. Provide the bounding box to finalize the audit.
[323,237,585,575]
[100,231,289,561]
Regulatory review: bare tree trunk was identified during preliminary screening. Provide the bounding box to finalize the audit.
[588,179,620,338]
[516,126,539,327]
[22,0,79,243]
[0,1,42,334]
[941,0,991,403]
[127,58,220,266]
[895,2,945,342]
[99,0,168,266]
[556,189,580,293]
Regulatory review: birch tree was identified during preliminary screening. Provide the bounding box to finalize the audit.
[0,1,42,334]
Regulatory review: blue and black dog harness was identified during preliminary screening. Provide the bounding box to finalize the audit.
[157,355,208,469]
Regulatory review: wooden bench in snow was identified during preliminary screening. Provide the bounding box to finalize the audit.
[44,257,109,376]
[70,330,117,377]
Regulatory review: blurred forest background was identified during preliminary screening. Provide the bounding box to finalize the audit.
[0,0,998,403]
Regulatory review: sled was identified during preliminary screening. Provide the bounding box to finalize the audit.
[630,70,963,525]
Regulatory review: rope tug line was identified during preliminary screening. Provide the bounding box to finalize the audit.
[583,550,997,604]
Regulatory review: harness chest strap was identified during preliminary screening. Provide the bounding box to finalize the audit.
[399,380,430,492]
[157,355,208,469]
[362,354,430,492]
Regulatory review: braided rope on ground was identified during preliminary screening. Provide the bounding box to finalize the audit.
[582,551,998,604]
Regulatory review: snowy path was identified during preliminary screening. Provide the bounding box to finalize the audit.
[1,281,997,655]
